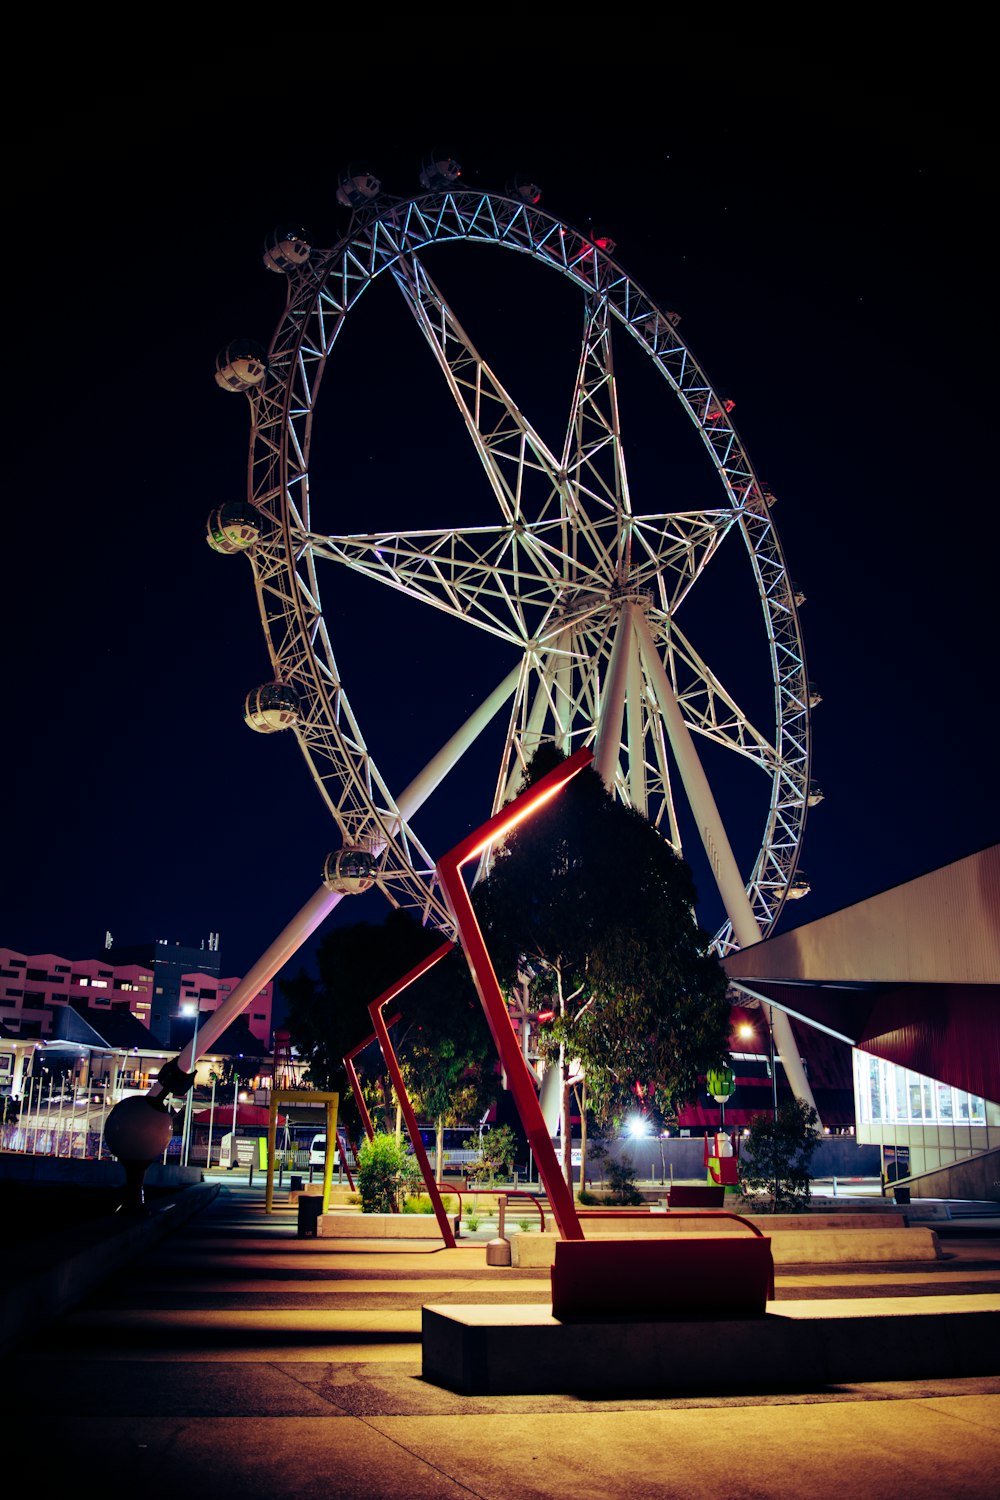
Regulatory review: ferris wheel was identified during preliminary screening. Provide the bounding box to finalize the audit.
[210,157,818,959]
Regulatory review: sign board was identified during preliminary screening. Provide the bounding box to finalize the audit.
[219,1132,257,1169]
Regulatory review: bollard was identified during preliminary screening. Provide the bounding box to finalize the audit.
[486,1193,512,1266]
[297,1195,323,1237]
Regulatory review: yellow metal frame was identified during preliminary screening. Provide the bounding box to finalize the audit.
[265,1089,339,1213]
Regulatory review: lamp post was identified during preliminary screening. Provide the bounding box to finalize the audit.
[206,1070,217,1171]
[181,1004,201,1167]
[768,1005,777,1120]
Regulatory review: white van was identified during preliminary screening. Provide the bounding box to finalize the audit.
[309,1133,339,1168]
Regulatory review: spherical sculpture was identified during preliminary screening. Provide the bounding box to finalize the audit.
[206,501,260,555]
[244,682,300,733]
[104,1094,174,1164]
[323,847,377,894]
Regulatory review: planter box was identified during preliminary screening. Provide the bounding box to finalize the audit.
[316,1211,458,1239]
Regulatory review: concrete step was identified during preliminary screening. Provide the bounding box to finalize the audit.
[423,1296,1000,1395]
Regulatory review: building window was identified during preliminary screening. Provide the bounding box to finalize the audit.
[54,965,70,973]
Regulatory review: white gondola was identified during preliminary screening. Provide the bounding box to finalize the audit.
[336,166,381,208]
[244,682,299,733]
[509,175,541,204]
[322,848,377,894]
[419,153,461,191]
[206,502,260,555]
[263,225,311,274]
[214,340,267,393]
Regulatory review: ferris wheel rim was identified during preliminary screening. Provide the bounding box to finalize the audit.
[238,186,813,950]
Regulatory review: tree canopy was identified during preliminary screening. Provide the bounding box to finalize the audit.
[472,745,731,1138]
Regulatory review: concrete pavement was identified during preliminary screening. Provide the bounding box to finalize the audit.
[4,1179,999,1498]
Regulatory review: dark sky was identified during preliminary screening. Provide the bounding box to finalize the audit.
[5,44,995,1013]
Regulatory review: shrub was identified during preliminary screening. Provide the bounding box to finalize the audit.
[356,1133,422,1213]
[605,1154,643,1206]
[402,1193,452,1215]
[739,1100,819,1213]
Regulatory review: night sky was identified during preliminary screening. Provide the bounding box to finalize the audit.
[5,45,995,1021]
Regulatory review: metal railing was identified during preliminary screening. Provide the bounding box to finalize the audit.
[434,1184,547,1233]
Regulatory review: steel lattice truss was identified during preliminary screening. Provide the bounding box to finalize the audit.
[238,188,813,953]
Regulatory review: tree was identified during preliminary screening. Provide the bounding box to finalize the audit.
[739,1099,820,1212]
[282,908,496,1170]
[473,745,731,1187]
[469,1124,517,1184]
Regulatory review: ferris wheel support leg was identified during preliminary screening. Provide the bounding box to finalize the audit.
[168,884,348,1085]
[394,663,521,823]
[593,605,632,792]
[632,611,820,1121]
[626,636,648,817]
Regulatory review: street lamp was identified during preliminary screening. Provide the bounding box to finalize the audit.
[739,1016,776,1120]
[180,1004,201,1166]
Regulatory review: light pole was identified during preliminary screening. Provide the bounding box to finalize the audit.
[768,1005,778,1120]
[206,1071,217,1170]
[181,1005,201,1167]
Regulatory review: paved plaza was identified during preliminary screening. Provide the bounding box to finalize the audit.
[4,1179,999,1498]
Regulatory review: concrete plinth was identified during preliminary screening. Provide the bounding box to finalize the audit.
[316,1211,458,1239]
[510,1222,943,1267]
[422,1296,1000,1395]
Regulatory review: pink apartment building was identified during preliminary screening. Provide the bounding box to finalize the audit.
[0,947,273,1045]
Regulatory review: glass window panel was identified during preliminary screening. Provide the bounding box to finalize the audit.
[936,1082,953,1120]
[869,1056,882,1120]
[970,1095,985,1123]
[894,1067,908,1121]
[908,1075,923,1119]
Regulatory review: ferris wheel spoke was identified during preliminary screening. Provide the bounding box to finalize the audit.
[391,255,564,528]
[644,613,779,770]
[626,509,736,610]
[558,294,634,577]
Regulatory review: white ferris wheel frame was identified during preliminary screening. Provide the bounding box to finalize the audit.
[239,187,814,958]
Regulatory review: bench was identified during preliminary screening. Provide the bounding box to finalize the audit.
[550,1235,774,1319]
[667,1185,726,1208]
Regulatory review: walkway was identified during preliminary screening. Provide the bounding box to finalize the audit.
[6,1181,1000,1498]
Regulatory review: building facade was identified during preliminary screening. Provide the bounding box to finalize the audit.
[0,944,274,1048]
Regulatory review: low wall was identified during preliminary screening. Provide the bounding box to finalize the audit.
[0,1154,202,1189]
[316,1211,457,1239]
[510,1222,942,1267]
[908,1147,1000,1202]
